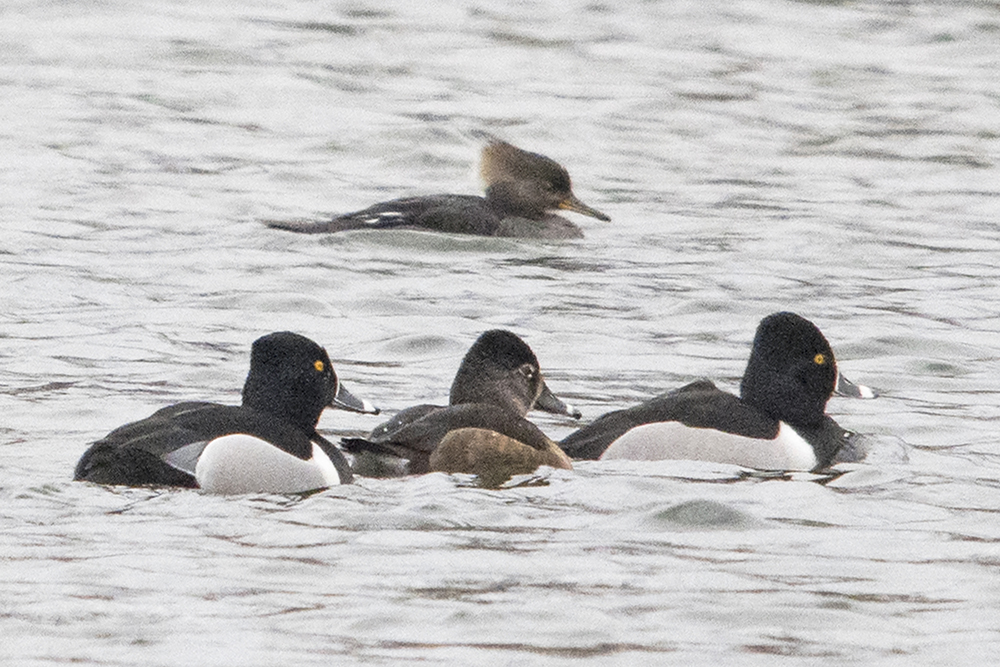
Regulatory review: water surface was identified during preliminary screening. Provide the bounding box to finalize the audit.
[2,1,1000,664]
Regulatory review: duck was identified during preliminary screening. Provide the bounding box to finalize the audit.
[73,331,379,494]
[265,139,610,239]
[342,329,578,481]
[558,312,876,472]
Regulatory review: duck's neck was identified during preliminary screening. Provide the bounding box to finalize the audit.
[740,362,828,428]
[484,182,546,220]
[242,378,323,434]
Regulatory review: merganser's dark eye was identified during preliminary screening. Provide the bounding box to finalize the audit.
[519,364,536,380]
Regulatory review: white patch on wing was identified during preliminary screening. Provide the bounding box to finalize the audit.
[600,421,817,471]
[194,434,342,495]
[363,212,405,225]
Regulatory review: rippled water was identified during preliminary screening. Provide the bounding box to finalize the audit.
[3,0,1000,664]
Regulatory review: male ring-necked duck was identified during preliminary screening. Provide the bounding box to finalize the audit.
[265,139,610,239]
[343,329,578,480]
[74,332,379,494]
[559,312,875,471]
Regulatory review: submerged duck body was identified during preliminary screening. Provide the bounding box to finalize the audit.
[343,329,578,479]
[559,312,873,472]
[74,332,378,494]
[266,140,610,239]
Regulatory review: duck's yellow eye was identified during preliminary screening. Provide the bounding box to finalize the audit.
[314,360,325,372]
[814,353,826,365]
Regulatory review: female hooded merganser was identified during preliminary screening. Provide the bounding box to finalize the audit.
[559,313,876,472]
[266,140,610,239]
[342,329,579,482]
[74,332,379,494]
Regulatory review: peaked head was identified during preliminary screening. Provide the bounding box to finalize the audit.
[479,140,609,222]
[739,312,838,427]
[449,329,579,419]
[242,332,377,432]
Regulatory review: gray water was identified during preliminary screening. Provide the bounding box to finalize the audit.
[3,0,1000,664]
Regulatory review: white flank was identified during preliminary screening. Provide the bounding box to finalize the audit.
[600,421,817,471]
[195,434,341,495]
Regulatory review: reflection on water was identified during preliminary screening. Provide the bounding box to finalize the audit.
[3,0,1000,664]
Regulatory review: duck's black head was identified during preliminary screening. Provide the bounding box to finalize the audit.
[739,312,838,428]
[242,332,377,433]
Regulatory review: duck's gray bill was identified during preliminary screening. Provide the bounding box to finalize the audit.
[333,382,380,414]
[534,381,582,419]
[835,372,878,400]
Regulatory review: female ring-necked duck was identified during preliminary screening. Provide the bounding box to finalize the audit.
[559,312,875,472]
[74,332,379,494]
[265,139,609,239]
[343,329,578,480]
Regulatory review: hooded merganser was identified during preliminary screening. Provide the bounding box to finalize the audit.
[266,140,610,239]
[74,332,379,494]
[559,313,877,472]
[342,329,579,480]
